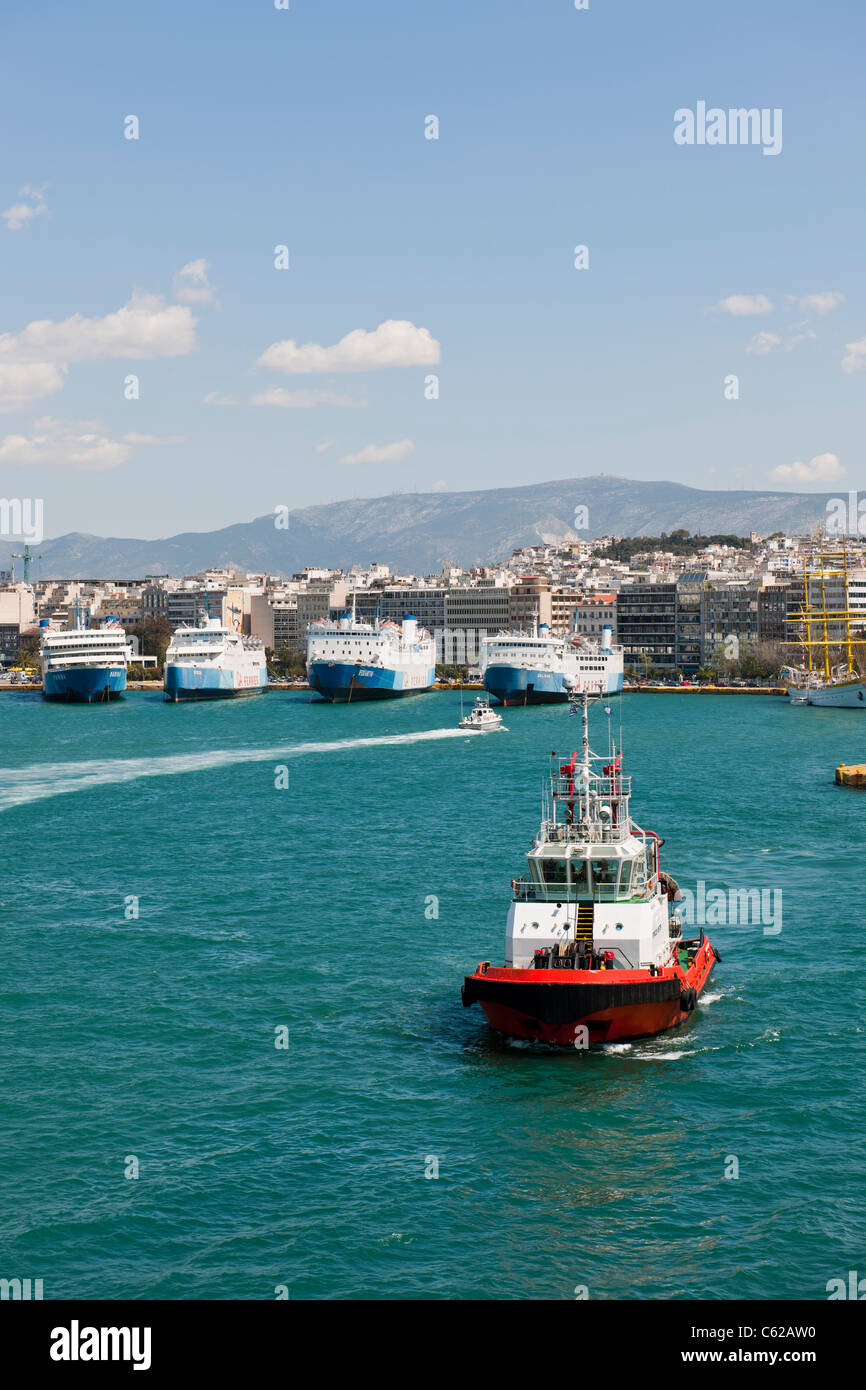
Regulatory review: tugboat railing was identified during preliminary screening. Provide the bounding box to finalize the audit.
[550,773,632,800]
[510,879,652,904]
[538,820,633,845]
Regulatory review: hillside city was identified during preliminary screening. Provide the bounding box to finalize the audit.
[2,528,865,684]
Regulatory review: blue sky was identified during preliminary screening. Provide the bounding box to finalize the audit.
[1,0,864,539]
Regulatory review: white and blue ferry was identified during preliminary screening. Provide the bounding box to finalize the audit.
[40,615,132,702]
[164,618,268,701]
[307,612,435,702]
[482,623,623,706]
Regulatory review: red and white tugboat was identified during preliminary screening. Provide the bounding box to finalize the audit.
[462,693,720,1045]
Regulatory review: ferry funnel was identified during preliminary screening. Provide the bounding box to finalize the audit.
[601,625,612,651]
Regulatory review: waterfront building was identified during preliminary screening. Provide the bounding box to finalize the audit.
[550,586,581,634]
[166,585,227,629]
[442,584,510,661]
[296,582,350,633]
[508,575,552,630]
[701,580,758,664]
[572,592,618,642]
[0,584,36,665]
[616,581,677,673]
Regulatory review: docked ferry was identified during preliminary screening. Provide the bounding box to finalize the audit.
[462,693,720,1044]
[482,623,624,705]
[164,618,267,701]
[40,616,132,702]
[307,613,435,702]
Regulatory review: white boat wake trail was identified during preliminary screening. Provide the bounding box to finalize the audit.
[0,728,469,812]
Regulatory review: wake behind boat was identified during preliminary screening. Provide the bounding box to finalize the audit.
[462,692,719,1044]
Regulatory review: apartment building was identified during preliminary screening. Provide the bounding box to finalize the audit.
[508,575,552,630]
[616,581,677,672]
[572,592,617,641]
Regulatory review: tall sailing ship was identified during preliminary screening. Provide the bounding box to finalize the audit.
[783,533,866,708]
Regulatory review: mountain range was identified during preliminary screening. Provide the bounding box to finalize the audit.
[0,475,836,580]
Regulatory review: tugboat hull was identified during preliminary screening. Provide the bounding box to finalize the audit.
[463,939,718,1045]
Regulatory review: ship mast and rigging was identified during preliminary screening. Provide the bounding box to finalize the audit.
[783,531,866,706]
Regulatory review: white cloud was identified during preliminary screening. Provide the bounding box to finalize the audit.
[121,432,184,445]
[841,337,866,375]
[256,319,440,375]
[789,291,844,315]
[174,259,217,305]
[250,387,368,408]
[711,294,773,316]
[771,452,846,485]
[0,291,196,365]
[0,362,66,412]
[0,292,196,408]
[2,185,47,231]
[785,324,817,350]
[746,331,781,355]
[339,439,414,465]
[430,480,448,491]
[0,418,132,472]
[314,440,335,454]
[202,391,238,405]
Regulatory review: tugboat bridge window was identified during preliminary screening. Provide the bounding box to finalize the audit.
[540,858,568,885]
[590,858,619,888]
[570,859,589,893]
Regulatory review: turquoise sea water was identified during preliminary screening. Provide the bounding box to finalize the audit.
[0,689,864,1301]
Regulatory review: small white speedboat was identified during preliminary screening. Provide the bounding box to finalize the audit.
[459,695,504,732]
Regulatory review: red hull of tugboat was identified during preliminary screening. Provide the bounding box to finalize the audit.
[463,937,719,1045]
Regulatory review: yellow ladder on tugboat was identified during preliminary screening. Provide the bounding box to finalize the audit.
[574,902,594,944]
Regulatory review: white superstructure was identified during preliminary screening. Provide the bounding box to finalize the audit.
[40,618,132,701]
[482,622,624,704]
[504,695,671,970]
[164,618,267,700]
[306,612,436,701]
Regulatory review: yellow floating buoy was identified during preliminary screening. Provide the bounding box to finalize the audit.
[836,764,866,787]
